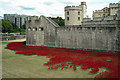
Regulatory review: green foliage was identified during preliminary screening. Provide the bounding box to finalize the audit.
[2,19,13,33]
[2,19,26,34]
[57,16,65,26]
[11,23,20,33]
[22,24,26,29]
[20,29,26,35]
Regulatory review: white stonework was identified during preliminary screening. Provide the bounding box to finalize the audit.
[93,2,120,18]
[93,7,110,18]
[81,2,87,19]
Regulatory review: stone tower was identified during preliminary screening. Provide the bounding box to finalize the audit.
[117,2,120,19]
[109,3,120,15]
[26,16,45,45]
[81,2,87,19]
[65,2,87,26]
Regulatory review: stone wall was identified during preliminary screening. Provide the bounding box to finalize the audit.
[117,27,120,51]
[109,3,120,15]
[26,16,59,46]
[40,16,58,46]
[2,35,26,41]
[26,15,120,52]
[56,26,119,51]
[82,20,119,27]
[26,17,42,45]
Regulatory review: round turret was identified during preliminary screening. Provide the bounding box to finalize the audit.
[81,2,86,5]
[64,2,87,26]
[65,6,82,26]
[81,2,87,19]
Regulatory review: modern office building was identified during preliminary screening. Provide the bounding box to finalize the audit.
[4,14,28,28]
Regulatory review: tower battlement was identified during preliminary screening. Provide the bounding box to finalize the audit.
[81,2,86,5]
[65,6,80,8]
[26,16,39,22]
[65,6,82,11]
[110,3,120,5]
[109,3,120,7]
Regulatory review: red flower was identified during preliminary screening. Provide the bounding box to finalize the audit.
[6,41,120,79]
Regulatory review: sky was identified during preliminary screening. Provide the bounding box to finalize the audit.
[0,0,119,18]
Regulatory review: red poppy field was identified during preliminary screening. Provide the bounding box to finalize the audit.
[5,41,120,79]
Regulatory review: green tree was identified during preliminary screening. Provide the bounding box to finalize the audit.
[57,16,65,26]
[20,29,26,35]
[2,19,13,33]
[11,23,20,33]
[2,19,26,34]
[22,24,26,29]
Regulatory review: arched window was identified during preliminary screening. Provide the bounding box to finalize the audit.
[33,27,37,31]
[28,27,31,31]
[78,17,80,21]
[67,17,69,21]
[67,11,69,15]
[78,12,80,15]
[39,27,44,31]
[39,28,41,31]
[41,28,44,31]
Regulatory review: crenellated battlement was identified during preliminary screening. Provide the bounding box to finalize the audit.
[109,3,120,7]
[83,14,120,22]
[65,2,86,11]
[81,2,86,5]
[93,2,120,18]
[65,2,86,9]
[94,10,103,12]
[94,7,109,12]
[65,5,82,11]
[26,16,39,22]
[65,6,80,8]
[110,3,120,5]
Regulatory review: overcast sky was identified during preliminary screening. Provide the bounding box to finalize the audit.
[0,0,119,18]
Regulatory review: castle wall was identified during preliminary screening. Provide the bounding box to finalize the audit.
[26,15,120,52]
[40,16,57,46]
[26,2,120,52]
[117,25,120,51]
[26,16,58,46]
[56,25,119,51]
[109,3,120,15]
[26,18,44,46]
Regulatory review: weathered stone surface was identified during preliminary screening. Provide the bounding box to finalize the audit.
[26,15,120,52]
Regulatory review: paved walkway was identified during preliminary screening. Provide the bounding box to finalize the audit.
[1,38,26,42]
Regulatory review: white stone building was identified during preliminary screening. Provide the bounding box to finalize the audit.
[93,2,120,18]
[93,7,110,18]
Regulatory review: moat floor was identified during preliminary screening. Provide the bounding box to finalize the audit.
[2,39,119,78]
